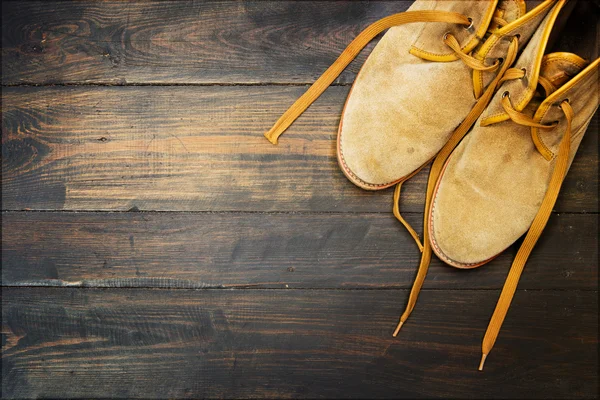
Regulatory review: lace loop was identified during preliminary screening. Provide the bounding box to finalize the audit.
[498,67,527,85]
[501,94,559,129]
[444,34,500,72]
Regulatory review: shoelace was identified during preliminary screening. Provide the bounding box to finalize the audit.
[263,9,527,370]
[395,61,574,369]
[392,14,511,251]
[476,90,573,370]
[498,67,559,97]
[264,10,501,144]
[392,37,520,337]
[263,8,515,266]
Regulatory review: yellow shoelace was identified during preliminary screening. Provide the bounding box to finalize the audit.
[476,93,573,370]
[392,38,520,337]
[263,8,514,265]
[394,60,572,371]
[391,16,512,261]
[264,10,495,145]
[261,9,542,371]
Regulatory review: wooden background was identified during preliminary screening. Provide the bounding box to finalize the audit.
[2,1,597,398]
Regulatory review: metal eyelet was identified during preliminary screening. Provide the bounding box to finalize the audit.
[443,32,451,41]
[502,91,510,99]
[464,17,474,30]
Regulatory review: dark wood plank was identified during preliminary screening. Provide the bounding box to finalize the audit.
[2,1,409,85]
[2,288,597,399]
[2,86,597,212]
[2,211,597,290]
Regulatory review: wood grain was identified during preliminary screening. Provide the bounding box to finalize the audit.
[2,2,598,399]
[2,288,597,399]
[2,86,597,212]
[1,1,410,85]
[2,211,597,290]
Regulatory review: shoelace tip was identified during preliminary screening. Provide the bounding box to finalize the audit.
[392,321,404,337]
[478,353,488,371]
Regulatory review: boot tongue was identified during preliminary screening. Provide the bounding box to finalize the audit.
[537,52,589,96]
[489,0,527,30]
[496,0,527,22]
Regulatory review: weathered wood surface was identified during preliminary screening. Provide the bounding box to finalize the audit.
[2,211,597,290]
[2,1,598,398]
[2,288,597,399]
[2,87,598,212]
[2,1,410,85]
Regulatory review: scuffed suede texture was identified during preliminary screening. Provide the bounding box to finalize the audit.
[338,0,557,188]
[430,58,599,266]
[338,0,471,186]
[339,37,474,186]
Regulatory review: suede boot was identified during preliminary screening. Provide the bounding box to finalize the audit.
[265,0,562,191]
[426,0,599,369]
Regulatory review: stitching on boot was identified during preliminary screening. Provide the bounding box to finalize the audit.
[337,142,402,189]
[429,191,484,268]
[428,157,493,268]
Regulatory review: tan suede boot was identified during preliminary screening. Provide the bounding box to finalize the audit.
[265,1,562,193]
[337,0,562,190]
[391,0,572,340]
[265,0,564,247]
[426,1,599,369]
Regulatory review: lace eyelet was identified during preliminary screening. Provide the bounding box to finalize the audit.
[502,91,510,99]
[557,99,570,108]
[514,33,521,40]
[497,57,504,65]
[520,67,527,79]
[443,32,451,41]
[464,17,474,30]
